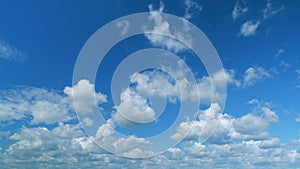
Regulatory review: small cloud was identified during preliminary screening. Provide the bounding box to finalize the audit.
[296,115,300,122]
[231,0,248,20]
[262,1,285,20]
[275,48,284,57]
[183,0,203,19]
[239,20,260,37]
[0,39,27,63]
[242,66,271,87]
[116,20,130,35]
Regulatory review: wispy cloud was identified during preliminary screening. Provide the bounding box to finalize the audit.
[0,39,27,63]
[183,0,203,19]
[239,20,261,37]
[116,20,130,35]
[242,66,271,87]
[231,0,248,20]
[237,0,284,37]
[262,1,285,20]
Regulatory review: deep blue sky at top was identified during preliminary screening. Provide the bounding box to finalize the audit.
[0,0,299,141]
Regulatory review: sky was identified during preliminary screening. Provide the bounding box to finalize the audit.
[0,0,300,168]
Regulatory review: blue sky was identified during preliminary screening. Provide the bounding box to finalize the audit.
[1,0,300,168]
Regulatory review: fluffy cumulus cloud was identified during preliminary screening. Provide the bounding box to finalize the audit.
[2,121,300,168]
[0,39,27,62]
[63,79,107,114]
[0,79,299,167]
[0,79,106,124]
[171,101,279,145]
[145,2,193,53]
[231,0,248,20]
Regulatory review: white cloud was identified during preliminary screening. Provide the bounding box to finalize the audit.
[231,0,248,20]
[145,2,192,53]
[171,101,279,145]
[239,20,261,37]
[116,20,130,35]
[0,87,71,124]
[112,88,156,126]
[63,79,107,114]
[0,39,27,62]
[30,100,70,124]
[242,66,271,87]
[262,1,285,20]
[183,0,203,19]
[0,79,107,124]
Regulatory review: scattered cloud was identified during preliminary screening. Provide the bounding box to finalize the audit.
[239,20,261,37]
[183,0,203,20]
[242,66,271,87]
[0,39,27,63]
[236,1,285,37]
[116,20,130,35]
[231,0,248,20]
[262,1,285,20]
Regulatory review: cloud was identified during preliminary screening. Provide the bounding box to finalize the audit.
[183,0,203,19]
[0,87,71,124]
[242,66,271,87]
[231,0,248,20]
[239,20,261,37]
[145,2,192,53]
[236,1,284,37]
[171,100,279,145]
[63,79,107,114]
[112,88,156,126]
[0,39,27,63]
[0,79,106,124]
[116,20,130,35]
[262,1,284,20]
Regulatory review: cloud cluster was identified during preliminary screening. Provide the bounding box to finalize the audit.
[1,119,299,168]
